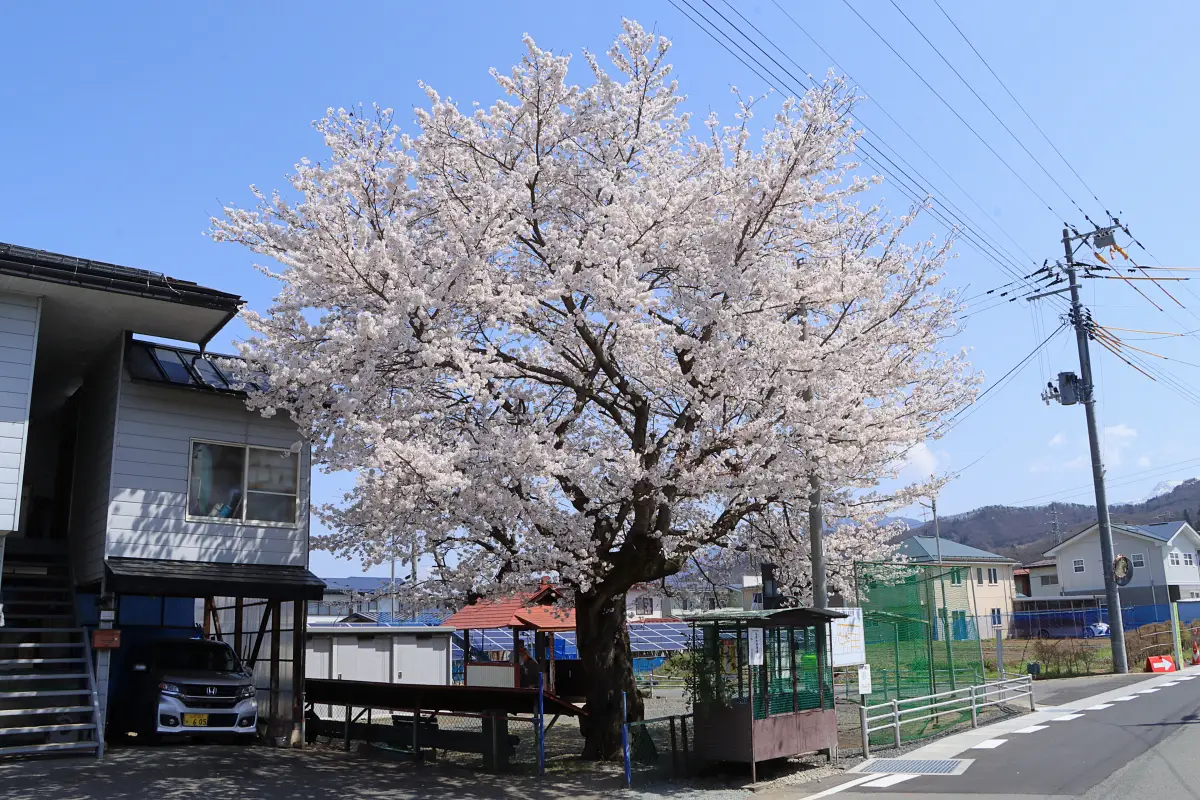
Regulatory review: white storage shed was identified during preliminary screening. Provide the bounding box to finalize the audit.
[306,625,455,686]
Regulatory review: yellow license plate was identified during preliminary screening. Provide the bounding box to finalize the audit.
[182,713,208,727]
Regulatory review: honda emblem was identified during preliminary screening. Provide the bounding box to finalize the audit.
[206,686,217,696]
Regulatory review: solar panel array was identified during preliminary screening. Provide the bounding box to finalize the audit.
[450,621,694,661]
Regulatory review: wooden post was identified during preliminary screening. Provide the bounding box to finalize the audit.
[669,716,678,776]
[234,597,244,660]
[270,599,282,741]
[203,597,212,637]
[293,599,307,747]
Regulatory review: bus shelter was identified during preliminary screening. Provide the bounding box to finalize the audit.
[684,607,843,781]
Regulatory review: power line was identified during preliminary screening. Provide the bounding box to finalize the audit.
[939,321,1068,433]
[838,0,1065,219]
[930,0,1109,214]
[764,0,1046,275]
[888,0,1093,219]
[1009,455,1200,507]
[670,0,1072,318]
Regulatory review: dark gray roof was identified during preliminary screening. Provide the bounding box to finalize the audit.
[105,557,325,601]
[0,241,241,314]
[897,537,1015,563]
[1045,520,1192,556]
[679,607,846,627]
[1112,521,1188,542]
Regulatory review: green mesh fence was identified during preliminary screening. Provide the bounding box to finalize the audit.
[855,562,986,705]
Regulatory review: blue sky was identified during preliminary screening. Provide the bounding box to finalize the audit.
[4,2,1199,576]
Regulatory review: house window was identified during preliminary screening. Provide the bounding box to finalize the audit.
[1170,552,1182,567]
[1073,559,1085,573]
[950,569,963,586]
[751,592,763,610]
[1192,592,1200,600]
[1186,553,1195,567]
[990,608,1002,627]
[1040,575,1059,586]
[976,568,984,585]
[187,440,300,525]
[707,596,717,610]
[634,595,654,615]
[987,568,999,585]
[1131,553,1146,568]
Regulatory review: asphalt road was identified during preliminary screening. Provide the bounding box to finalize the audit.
[789,671,1200,799]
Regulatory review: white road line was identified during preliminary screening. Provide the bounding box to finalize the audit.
[1137,688,1161,694]
[861,774,917,788]
[1111,696,1137,701]
[1161,682,1181,687]
[1085,703,1114,710]
[1052,713,1084,721]
[802,774,881,798]
[971,739,1007,749]
[1012,725,1049,733]
[1176,675,1197,680]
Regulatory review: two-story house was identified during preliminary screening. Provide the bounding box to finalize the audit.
[896,536,1018,638]
[1044,520,1200,606]
[0,242,323,758]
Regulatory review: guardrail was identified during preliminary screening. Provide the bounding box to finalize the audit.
[858,675,1035,757]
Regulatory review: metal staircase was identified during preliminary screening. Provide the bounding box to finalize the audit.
[0,546,103,758]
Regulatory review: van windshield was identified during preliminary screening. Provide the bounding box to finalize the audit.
[153,640,240,672]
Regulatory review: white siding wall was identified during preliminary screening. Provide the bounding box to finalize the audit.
[107,375,309,566]
[1028,566,1062,599]
[68,337,123,584]
[1163,535,1200,586]
[0,293,40,532]
[1055,529,1166,594]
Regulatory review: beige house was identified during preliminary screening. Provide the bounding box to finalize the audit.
[897,536,1018,638]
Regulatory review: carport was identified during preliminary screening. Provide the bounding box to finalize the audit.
[97,557,325,744]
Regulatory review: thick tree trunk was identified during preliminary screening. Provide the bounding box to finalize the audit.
[575,588,643,760]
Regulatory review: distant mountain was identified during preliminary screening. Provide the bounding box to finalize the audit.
[1140,479,1197,504]
[899,479,1200,564]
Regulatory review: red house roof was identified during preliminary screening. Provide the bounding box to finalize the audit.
[444,584,575,631]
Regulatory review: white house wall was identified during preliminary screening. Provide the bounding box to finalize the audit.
[68,336,123,584]
[1028,566,1061,599]
[1164,534,1200,586]
[107,376,310,566]
[0,292,40,532]
[1055,529,1167,594]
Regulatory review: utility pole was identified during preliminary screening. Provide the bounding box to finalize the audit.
[1060,225,1128,673]
[919,496,944,563]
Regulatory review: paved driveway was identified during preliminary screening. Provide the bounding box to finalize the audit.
[0,744,631,800]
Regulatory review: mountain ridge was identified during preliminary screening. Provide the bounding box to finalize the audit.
[899,479,1200,564]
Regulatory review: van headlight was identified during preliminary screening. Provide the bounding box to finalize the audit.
[238,685,257,699]
[159,682,182,697]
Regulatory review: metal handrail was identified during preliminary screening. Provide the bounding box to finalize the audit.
[859,675,1035,757]
[82,630,106,759]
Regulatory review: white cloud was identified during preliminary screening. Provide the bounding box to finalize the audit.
[1048,432,1065,448]
[1063,455,1089,470]
[1102,423,1138,467]
[901,442,941,481]
[1137,456,1151,468]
